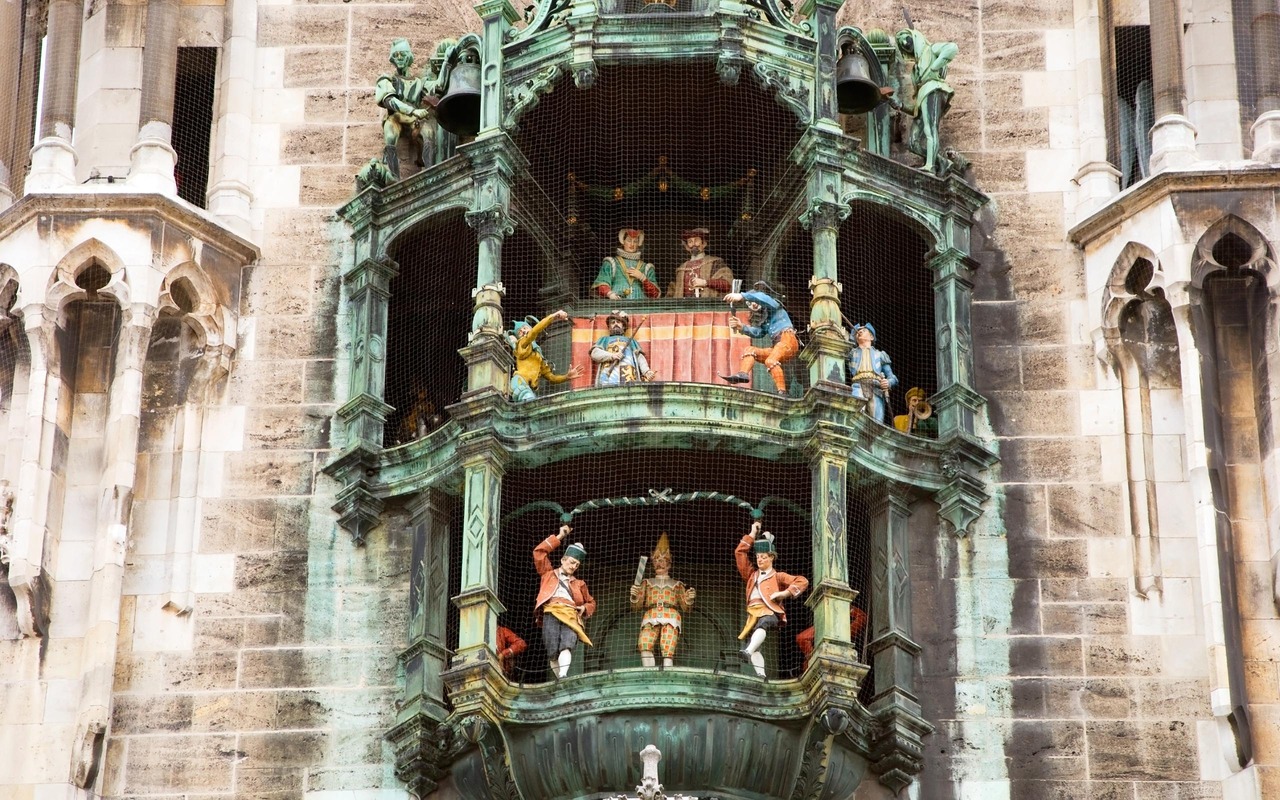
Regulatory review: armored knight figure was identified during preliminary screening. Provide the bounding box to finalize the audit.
[591,310,655,386]
[630,533,697,667]
[593,229,661,300]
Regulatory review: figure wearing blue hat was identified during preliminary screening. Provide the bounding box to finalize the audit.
[847,322,898,423]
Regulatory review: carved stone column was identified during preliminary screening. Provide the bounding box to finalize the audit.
[71,303,156,790]
[866,483,929,794]
[128,0,181,192]
[929,247,981,438]
[0,0,21,207]
[337,254,398,452]
[333,254,397,544]
[459,135,525,398]
[390,488,455,796]
[27,0,83,190]
[1072,0,1119,215]
[475,0,518,137]
[206,0,256,233]
[6,308,59,637]
[804,433,858,668]
[447,436,506,704]
[1249,0,1280,162]
[1147,0,1197,171]
[799,190,851,391]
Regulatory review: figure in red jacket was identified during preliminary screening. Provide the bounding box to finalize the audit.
[795,607,869,667]
[534,524,596,679]
[735,520,809,677]
[496,625,527,679]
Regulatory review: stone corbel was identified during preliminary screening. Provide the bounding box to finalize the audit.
[868,704,931,794]
[716,19,745,86]
[332,475,385,546]
[565,1,597,89]
[933,437,994,536]
[390,716,459,798]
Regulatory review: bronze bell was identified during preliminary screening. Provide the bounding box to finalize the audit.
[437,59,482,137]
[835,48,882,115]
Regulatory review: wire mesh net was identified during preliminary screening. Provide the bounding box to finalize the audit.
[172,46,218,208]
[379,47,947,684]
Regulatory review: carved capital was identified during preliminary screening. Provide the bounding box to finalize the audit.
[799,199,851,233]
[573,61,597,89]
[466,207,517,240]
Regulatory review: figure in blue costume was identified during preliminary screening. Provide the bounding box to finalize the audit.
[721,282,800,395]
[590,310,655,386]
[592,229,661,300]
[847,323,898,423]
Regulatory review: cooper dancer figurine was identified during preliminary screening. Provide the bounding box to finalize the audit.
[721,283,800,395]
[848,323,898,423]
[593,229,661,300]
[534,524,596,679]
[735,520,808,678]
[630,532,697,667]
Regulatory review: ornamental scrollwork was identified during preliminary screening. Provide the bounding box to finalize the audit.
[752,63,812,128]
[504,64,564,130]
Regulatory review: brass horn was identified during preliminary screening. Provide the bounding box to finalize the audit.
[835,46,882,115]
[436,57,482,137]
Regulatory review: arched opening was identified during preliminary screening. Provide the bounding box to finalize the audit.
[384,210,478,445]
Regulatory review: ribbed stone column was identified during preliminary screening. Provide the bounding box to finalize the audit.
[1071,0,1119,216]
[1147,0,1197,171]
[206,0,256,233]
[0,0,21,207]
[1249,0,1280,162]
[26,0,83,190]
[128,0,181,192]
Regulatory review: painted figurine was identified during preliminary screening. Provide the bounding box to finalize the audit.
[534,524,596,679]
[668,228,734,299]
[721,283,799,395]
[894,386,937,437]
[591,310,655,385]
[893,28,959,176]
[593,229,661,300]
[629,533,696,668]
[796,607,869,668]
[497,625,528,679]
[848,323,898,423]
[509,310,584,402]
[375,38,436,180]
[735,520,809,678]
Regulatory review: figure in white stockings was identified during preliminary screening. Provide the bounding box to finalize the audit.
[734,520,809,678]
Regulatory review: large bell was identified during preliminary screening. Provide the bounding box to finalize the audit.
[835,49,882,115]
[437,59,482,137]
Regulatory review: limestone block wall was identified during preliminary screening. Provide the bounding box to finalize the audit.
[0,0,1272,798]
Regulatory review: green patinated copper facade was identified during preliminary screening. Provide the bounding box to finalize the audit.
[326,0,994,796]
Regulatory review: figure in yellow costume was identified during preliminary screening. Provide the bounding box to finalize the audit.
[630,533,697,667]
[509,310,583,402]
